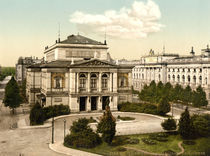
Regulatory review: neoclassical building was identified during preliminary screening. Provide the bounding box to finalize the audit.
[132,47,210,104]
[26,34,133,112]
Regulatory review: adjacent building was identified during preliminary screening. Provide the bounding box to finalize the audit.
[132,46,210,104]
[26,34,133,112]
[16,57,43,83]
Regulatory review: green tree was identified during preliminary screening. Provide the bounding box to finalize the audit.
[97,106,116,144]
[64,118,101,148]
[182,85,193,104]
[191,115,209,137]
[157,97,170,116]
[29,102,45,125]
[161,118,177,131]
[163,82,173,102]
[3,76,22,114]
[178,107,194,139]
[192,86,208,107]
[172,84,183,102]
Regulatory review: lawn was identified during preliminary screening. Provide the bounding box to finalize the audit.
[68,133,210,156]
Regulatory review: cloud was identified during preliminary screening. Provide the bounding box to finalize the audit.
[70,0,163,39]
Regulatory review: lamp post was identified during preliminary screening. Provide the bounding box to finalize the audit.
[52,116,54,144]
[63,119,66,140]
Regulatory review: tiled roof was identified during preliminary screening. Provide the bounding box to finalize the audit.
[60,34,105,45]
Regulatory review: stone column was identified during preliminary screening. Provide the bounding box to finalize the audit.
[87,96,91,111]
[113,72,117,92]
[87,72,90,92]
[98,96,102,111]
[99,72,102,92]
[76,72,79,93]
[109,72,113,92]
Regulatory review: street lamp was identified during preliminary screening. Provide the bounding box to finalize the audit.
[63,119,66,140]
[52,116,54,144]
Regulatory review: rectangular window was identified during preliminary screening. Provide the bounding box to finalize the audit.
[102,79,108,88]
[80,79,86,88]
[91,79,97,88]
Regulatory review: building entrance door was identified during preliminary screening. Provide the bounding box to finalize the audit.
[102,96,109,110]
[91,96,97,111]
[80,97,86,111]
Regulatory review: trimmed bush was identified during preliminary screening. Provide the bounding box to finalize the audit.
[142,138,156,145]
[43,104,70,120]
[29,102,45,125]
[118,102,158,115]
[111,136,129,146]
[161,118,177,131]
[163,150,176,156]
[126,138,139,144]
[64,118,101,148]
[117,115,135,121]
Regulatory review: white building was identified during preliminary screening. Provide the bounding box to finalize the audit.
[133,46,210,104]
[26,34,133,112]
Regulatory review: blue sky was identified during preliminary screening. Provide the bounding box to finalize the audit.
[0,0,210,66]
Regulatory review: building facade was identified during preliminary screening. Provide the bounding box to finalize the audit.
[16,56,43,83]
[133,47,210,104]
[26,34,133,112]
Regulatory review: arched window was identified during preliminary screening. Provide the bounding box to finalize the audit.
[199,76,202,84]
[173,75,175,82]
[205,77,207,85]
[188,75,190,83]
[91,73,97,88]
[182,75,185,83]
[193,76,196,84]
[79,73,87,89]
[102,73,108,89]
[177,75,180,83]
[168,75,170,81]
[142,74,144,79]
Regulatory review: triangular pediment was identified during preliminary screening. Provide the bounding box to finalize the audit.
[71,59,117,68]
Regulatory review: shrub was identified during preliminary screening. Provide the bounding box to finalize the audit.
[64,118,101,148]
[191,114,210,137]
[118,102,158,115]
[88,117,97,123]
[126,138,139,144]
[149,133,168,142]
[142,138,156,145]
[29,102,45,125]
[43,104,70,120]
[111,136,129,146]
[163,150,176,156]
[117,116,135,121]
[161,118,177,131]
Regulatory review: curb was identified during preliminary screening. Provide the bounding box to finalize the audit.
[18,112,165,130]
[49,141,101,156]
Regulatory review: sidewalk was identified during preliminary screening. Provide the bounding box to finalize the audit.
[49,141,101,156]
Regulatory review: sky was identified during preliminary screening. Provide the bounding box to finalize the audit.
[0,0,210,66]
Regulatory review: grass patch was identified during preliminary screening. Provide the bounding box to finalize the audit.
[182,137,210,155]
[117,115,135,121]
[66,132,210,155]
